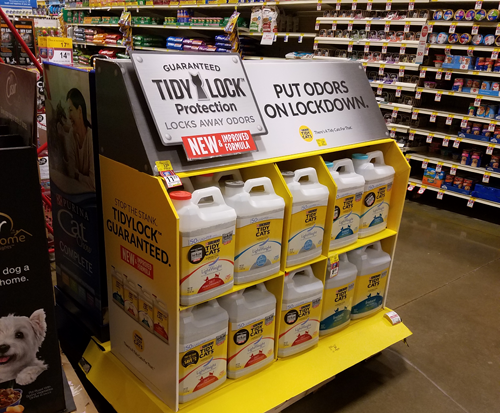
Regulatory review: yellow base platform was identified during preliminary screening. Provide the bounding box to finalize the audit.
[80,309,411,413]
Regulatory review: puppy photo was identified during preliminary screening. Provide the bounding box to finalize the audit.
[0,309,48,386]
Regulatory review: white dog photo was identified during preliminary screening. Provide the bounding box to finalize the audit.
[0,309,48,386]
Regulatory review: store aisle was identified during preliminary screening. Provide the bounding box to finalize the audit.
[284,201,500,413]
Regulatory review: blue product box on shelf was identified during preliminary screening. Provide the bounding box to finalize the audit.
[471,184,500,202]
[462,87,500,97]
[441,184,472,195]
[458,132,491,142]
[490,136,500,143]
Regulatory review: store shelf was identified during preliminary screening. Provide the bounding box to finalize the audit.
[317,17,427,25]
[410,127,500,149]
[387,123,410,133]
[328,228,397,258]
[421,66,500,78]
[409,178,500,208]
[81,310,411,413]
[370,81,417,92]
[312,56,420,70]
[136,24,225,30]
[7,13,60,18]
[315,38,419,47]
[378,102,413,113]
[428,44,498,51]
[73,41,126,48]
[428,20,500,27]
[420,87,500,103]
[67,23,119,27]
[407,153,500,178]
[247,32,315,38]
[415,108,494,125]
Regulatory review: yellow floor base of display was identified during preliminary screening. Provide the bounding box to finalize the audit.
[81,309,411,413]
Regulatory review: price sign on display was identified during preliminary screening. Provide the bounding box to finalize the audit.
[425,45,430,56]
[453,138,462,148]
[367,0,372,10]
[436,162,443,172]
[472,25,479,35]
[348,21,354,31]
[385,22,391,32]
[450,165,457,175]
[379,64,385,75]
[437,190,444,200]
[496,24,500,35]
[467,197,476,208]
[435,91,442,102]
[412,110,419,120]
[313,41,319,50]
[396,86,402,97]
[348,42,353,52]
[400,45,406,55]
[426,134,434,143]
[261,32,274,45]
[404,22,410,33]
[449,23,457,34]
[332,22,337,30]
[443,137,450,146]
[399,66,405,77]
[390,128,396,137]
[352,0,357,10]
[409,0,414,10]
[377,84,383,95]
[365,42,370,53]
[155,161,182,188]
[475,1,482,10]
[483,172,491,183]
[487,144,495,155]
[430,112,437,122]
[436,69,443,80]
[298,34,304,43]
[416,88,422,99]
[365,21,371,31]
[474,95,482,107]
[330,254,339,278]
[409,130,415,140]
[446,114,454,125]
[489,121,497,132]
[315,20,320,30]
[392,108,398,118]
[422,159,429,169]
[336,0,341,10]
[408,183,415,191]
[382,43,388,54]
[284,33,289,42]
[460,118,469,128]
[317,1,322,10]
[46,37,73,65]
[420,68,426,78]
[362,62,367,72]
[492,49,500,60]
[386,0,391,11]
[418,185,427,194]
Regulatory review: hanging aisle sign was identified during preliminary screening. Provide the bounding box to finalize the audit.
[131,52,266,156]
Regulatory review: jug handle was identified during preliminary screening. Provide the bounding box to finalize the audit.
[366,150,386,166]
[243,177,275,195]
[191,187,226,207]
[288,265,315,280]
[338,253,349,263]
[331,159,355,174]
[367,241,383,252]
[293,167,319,184]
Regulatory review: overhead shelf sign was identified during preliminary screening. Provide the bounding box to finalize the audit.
[131,51,266,158]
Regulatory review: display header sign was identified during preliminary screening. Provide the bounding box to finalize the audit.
[131,52,266,152]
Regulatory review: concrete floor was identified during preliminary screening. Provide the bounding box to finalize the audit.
[284,201,500,413]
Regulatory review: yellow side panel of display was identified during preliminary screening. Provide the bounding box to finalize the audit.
[82,310,411,413]
[99,155,180,410]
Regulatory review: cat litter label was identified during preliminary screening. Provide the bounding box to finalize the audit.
[180,227,235,296]
[360,180,393,230]
[228,309,275,373]
[331,190,363,241]
[179,328,228,397]
[288,201,328,257]
[279,293,322,350]
[351,269,388,315]
[234,211,283,274]
[320,281,355,331]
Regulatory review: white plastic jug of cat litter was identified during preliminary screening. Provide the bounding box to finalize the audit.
[192,170,243,195]
[325,159,365,250]
[179,299,229,403]
[347,241,391,319]
[224,178,285,284]
[320,253,357,336]
[170,188,237,306]
[352,151,395,238]
[218,283,277,378]
[278,266,323,357]
[282,168,329,267]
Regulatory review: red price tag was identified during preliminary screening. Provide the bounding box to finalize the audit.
[489,122,497,132]
[408,183,415,191]
[313,41,319,50]
[437,190,444,200]
[395,86,402,97]
[449,23,457,34]
[365,21,371,31]
[450,165,457,175]
[471,25,479,35]
[496,23,500,36]
[317,1,322,10]
[492,49,499,60]
[392,108,398,118]
[418,185,426,194]
[435,91,442,102]
[467,197,475,208]
[332,21,337,30]
[409,0,414,10]
[430,112,437,122]
[385,22,391,32]
[367,0,372,10]
[422,159,429,169]
[453,138,462,148]
[365,42,370,53]
[352,0,357,10]
[446,115,454,125]
[390,128,396,138]
[420,69,427,78]
[467,47,475,57]
[412,110,419,120]
[386,0,391,11]
[443,137,450,146]
[409,130,415,140]
[436,69,443,80]
[426,134,434,143]
[348,21,353,31]
[399,66,405,77]
[336,1,341,10]
[487,144,495,155]
[483,172,491,183]
[315,20,320,30]
[416,88,422,99]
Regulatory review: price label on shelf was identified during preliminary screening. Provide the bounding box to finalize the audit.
[348,21,353,31]
[472,71,480,75]
[348,42,353,52]
[467,47,475,57]
[399,66,405,77]
[460,118,469,128]
[483,172,492,183]
[392,107,398,118]
[409,0,414,10]
[445,45,452,55]
[390,128,396,138]
[409,130,415,140]
[492,49,500,60]
[496,24,500,36]
[329,254,339,278]
[418,185,427,194]
[474,95,482,107]
[156,161,182,189]
[437,190,444,200]
[426,134,434,143]
[377,84,383,95]
[425,45,430,56]
[284,33,289,42]
[336,0,341,10]
[436,69,443,80]
[412,109,419,120]
[365,21,371,31]
[436,162,444,172]
[382,43,388,54]
[419,68,427,78]
[385,0,391,11]
[367,0,372,10]
[489,121,497,132]
[435,91,442,102]
[475,1,482,10]
[422,159,429,169]
[471,24,479,35]
[365,42,370,53]
[362,62,367,72]
[313,40,319,50]
[298,34,304,43]
[450,165,457,175]
[487,144,495,155]
[396,86,402,97]
[467,197,476,208]
[404,22,410,33]
[428,22,434,34]
[261,32,274,45]
[430,112,437,123]
[352,0,357,10]
[379,64,385,75]
[385,22,391,32]
[407,183,415,191]
[443,137,450,146]
[317,1,322,10]
[446,114,454,125]
[453,138,462,148]
[449,23,457,34]
[400,45,406,55]
[315,20,320,30]
[332,21,337,30]
[405,154,412,162]
[416,88,422,99]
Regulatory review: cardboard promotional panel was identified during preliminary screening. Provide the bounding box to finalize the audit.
[100,156,179,410]
[44,63,108,341]
[0,147,66,413]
